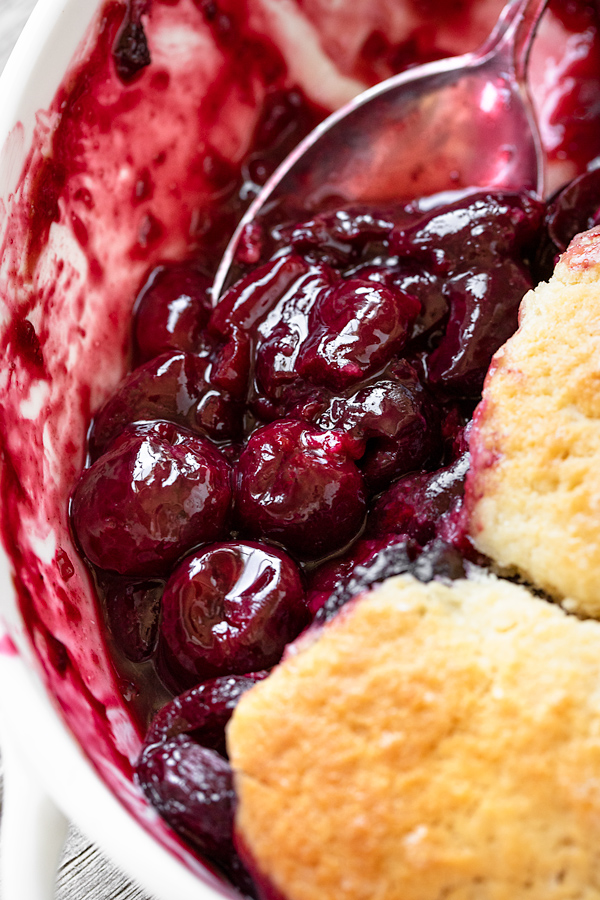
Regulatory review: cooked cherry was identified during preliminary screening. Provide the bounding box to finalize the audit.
[427,259,534,395]
[136,737,244,882]
[273,207,396,268]
[113,7,151,83]
[296,278,419,390]
[309,534,418,622]
[315,360,440,491]
[234,420,367,559]
[356,262,447,344]
[392,192,542,274]
[210,255,311,360]
[411,538,467,583]
[540,164,600,276]
[133,262,213,364]
[309,532,467,624]
[212,255,307,336]
[72,423,232,576]
[158,541,308,691]
[392,192,544,395]
[145,672,268,758]
[368,451,470,545]
[254,266,334,400]
[89,352,243,458]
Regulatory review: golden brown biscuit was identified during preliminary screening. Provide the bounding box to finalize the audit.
[467,225,600,617]
[228,573,600,900]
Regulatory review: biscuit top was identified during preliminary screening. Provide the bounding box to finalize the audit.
[467,226,600,617]
[228,573,600,900]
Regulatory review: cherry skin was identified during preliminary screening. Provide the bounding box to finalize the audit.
[274,207,396,268]
[158,541,308,692]
[145,672,269,758]
[71,422,232,577]
[101,576,164,663]
[234,420,367,559]
[314,360,440,492]
[368,451,470,545]
[89,351,243,458]
[540,165,600,277]
[133,261,213,364]
[254,265,334,401]
[136,736,254,891]
[392,191,544,395]
[297,278,419,390]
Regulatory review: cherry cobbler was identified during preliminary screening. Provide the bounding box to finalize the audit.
[70,133,600,900]
[5,1,600,899]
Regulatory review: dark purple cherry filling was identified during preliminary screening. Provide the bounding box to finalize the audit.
[136,737,256,892]
[234,420,367,559]
[308,533,466,624]
[89,351,243,458]
[210,254,314,400]
[253,264,337,400]
[102,576,164,663]
[133,262,213,365]
[316,360,441,491]
[72,422,232,576]
[144,672,269,758]
[70,184,558,892]
[295,278,419,390]
[368,450,470,546]
[72,187,548,707]
[136,672,266,894]
[538,161,600,276]
[269,207,397,268]
[391,192,544,395]
[158,541,308,691]
[113,1,151,83]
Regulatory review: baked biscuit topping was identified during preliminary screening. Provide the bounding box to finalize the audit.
[467,226,600,617]
[228,574,600,900]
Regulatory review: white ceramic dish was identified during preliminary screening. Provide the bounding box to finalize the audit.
[0,1,233,897]
[0,1,597,898]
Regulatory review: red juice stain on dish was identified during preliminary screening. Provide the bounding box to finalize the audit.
[545,1,600,174]
[25,2,127,272]
[0,0,331,841]
[0,634,18,656]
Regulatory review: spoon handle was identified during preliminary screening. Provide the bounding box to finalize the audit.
[484,0,549,83]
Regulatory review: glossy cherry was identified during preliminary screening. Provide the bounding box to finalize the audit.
[315,360,440,491]
[392,191,544,395]
[144,672,268,758]
[133,262,213,364]
[539,164,600,276]
[137,737,244,881]
[72,422,232,577]
[234,420,367,559]
[89,351,243,458]
[102,576,164,663]
[296,278,419,390]
[158,541,308,691]
[368,451,470,544]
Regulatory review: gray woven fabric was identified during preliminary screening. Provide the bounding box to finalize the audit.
[0,1,154,896]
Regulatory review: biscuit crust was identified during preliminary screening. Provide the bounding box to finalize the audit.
[467,226,600,617]
[228,574,600,900]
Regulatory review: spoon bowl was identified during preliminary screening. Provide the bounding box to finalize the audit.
[213,0,548,298]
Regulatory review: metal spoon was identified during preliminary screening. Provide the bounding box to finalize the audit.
[213,0,548,299]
